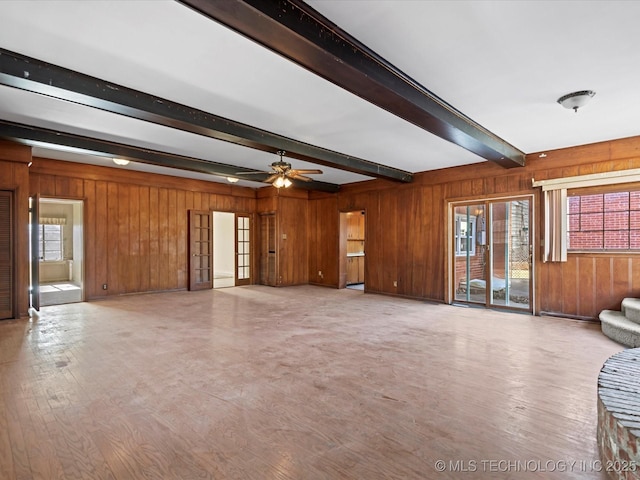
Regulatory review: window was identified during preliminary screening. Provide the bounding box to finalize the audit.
[533,169,640,260]
[567,190,640,250]
[455,214,476,256]
[39,224,63,261]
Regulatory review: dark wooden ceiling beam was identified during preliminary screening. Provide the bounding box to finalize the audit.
[179,0,525,169]
[0,48,411,183]
[0,120,341,193]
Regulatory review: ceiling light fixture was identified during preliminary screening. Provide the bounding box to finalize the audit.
[557,90,595,113]
[226,177,239,183]
[113,158,130,166]
[273,176,292,189]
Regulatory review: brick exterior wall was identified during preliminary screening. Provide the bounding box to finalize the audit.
[597,349,640,480]
[455,249,486,284]
[568,191,640,250]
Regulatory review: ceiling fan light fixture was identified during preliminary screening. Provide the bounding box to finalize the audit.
[273,176,285,188]
[113,158,130,166]
[273,175,291,188]
[233,150,320,188]
[557,90,595,113]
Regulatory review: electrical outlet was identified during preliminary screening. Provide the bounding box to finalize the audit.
[318,270,323,277]
[102,284,108,290]
[393,280,397,287]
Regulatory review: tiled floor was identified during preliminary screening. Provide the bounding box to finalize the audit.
[214,273,235,289]
[0,285,624,479]
[39,283,82,306]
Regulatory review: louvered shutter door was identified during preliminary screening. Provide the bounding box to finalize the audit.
[0,192,13,319]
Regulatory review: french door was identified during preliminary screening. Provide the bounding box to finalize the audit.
[235,214,251,286]
[188,210,213,291]
[452,197,532,311]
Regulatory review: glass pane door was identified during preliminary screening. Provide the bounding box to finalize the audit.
[489,199,531,309]
[454,204,487,304]
[236,214,250,285]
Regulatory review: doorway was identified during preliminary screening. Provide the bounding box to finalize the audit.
[340,210,366,290]
[212,211,251,288]
[31,198,84,307]
[452,196,532,311]
[213,212,235,288]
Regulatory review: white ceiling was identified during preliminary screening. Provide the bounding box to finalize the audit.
[1,0,639,188]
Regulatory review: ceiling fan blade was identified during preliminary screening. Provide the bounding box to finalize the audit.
[291,169,322,175]
[265,173,280,183]
[290,173,314,182]
[236,170,270,175]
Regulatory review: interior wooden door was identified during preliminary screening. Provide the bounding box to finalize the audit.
[188,210,213,291]
[0,191,14,319]
[30,195,39,311]
[260,213,277,286]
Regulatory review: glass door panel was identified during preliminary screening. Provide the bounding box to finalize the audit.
[489,199,531,309]
[454,204,487,304]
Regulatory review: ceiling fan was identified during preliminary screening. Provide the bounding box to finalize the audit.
[240,150,323,188]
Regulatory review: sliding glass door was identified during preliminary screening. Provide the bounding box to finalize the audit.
[453,197,532,311]
[454,204,487,304]
[488,199,531,309]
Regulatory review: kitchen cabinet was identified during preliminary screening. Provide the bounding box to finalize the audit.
[346,255,364,285]
[347,212,365,240]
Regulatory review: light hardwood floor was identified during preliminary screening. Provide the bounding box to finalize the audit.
[0,286,623,479]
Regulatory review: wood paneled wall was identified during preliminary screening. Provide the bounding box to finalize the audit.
[308,135,640,319]
[8,134,640,320]
[278,194,309,286]
[309,194,339,287]
[258,188,309,286]
[540,255,640,318]
[0,141,31,318]
[29,158,256,300]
